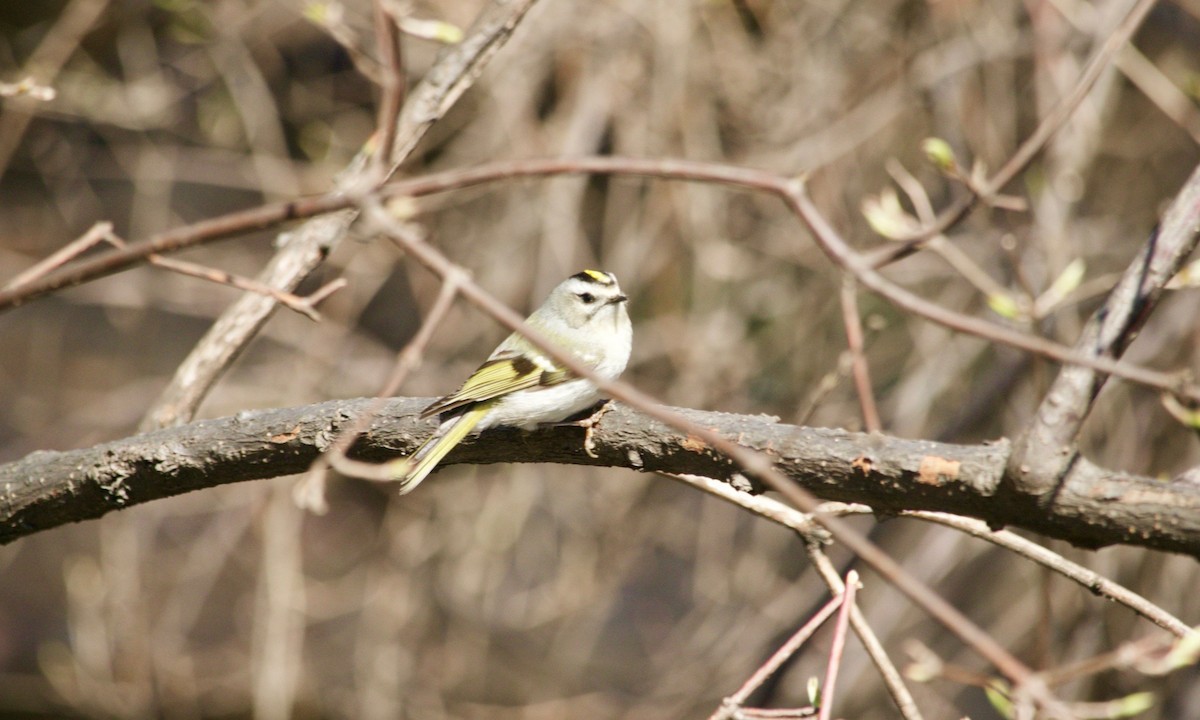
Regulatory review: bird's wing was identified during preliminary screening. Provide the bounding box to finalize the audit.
[420,350,572,418]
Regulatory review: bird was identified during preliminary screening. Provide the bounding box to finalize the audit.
[396,269,633,494]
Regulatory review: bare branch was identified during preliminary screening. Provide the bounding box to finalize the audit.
[371,0,406,173]
[817,570,858,720]
[806,544,926,720]
[711,592,842,720]
[138,0,542,430]
[840,276,881,432]
[3,222,115,291]
[899,510,1192,637]
[865,0,1158,264]
[0,0,112,180]
[1009,162,1200,494]
[4,155,1196,412]
[6,396,1200,553]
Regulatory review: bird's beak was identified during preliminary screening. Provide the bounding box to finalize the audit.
[609,294,628,305]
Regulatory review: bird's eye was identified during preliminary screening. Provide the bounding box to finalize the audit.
[578,292,596,304]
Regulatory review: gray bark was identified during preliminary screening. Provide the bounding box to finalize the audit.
[3,399,1198,556]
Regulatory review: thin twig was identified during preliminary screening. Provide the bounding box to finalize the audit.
[902,510,1192,637]
[0,0,112,180]
[864,0,1158,264]
[1039,629,1200,686]
[1044,0,1200,144]
[795,353,853,426]
[372,0,406,173]
[3,222,116,291]
[6,221,342,320]
[840,276,881,432]
[145,256,344,321]
[883,159,1015,304]
[0,191,353,313]
[710,595,844,720]
[806,542,926,720]
[657,473,828,540]
[818,501,1192,637]
[903,639,1008,690]
[5,155,1197,407]
[1115,44,1200,145]
[661,473,923,720]
[112,230,344,321]
[780,174,1197,402]
[817,569,858,720]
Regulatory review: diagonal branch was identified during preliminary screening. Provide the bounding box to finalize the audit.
[383,0,541,171]
[1008,162,1200,494]
[139,0,543,430]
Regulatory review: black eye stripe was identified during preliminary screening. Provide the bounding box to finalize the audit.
[578,292,596,303]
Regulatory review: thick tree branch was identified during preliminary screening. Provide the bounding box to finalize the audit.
[4,399,1200,556]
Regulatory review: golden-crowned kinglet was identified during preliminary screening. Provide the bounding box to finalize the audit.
[397,270,632,493]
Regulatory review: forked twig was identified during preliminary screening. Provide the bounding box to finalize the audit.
[3,222,116,291]
[6,222,345,320]
[710,590,843,720]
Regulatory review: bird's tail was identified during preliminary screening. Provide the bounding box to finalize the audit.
[396,406,486,495]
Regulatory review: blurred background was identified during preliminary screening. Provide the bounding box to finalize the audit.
[2,0,1200,717]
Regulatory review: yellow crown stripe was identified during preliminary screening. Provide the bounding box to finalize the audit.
[580,269,613,284]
